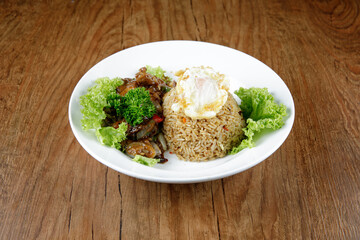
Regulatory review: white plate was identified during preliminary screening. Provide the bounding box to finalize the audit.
[68,41,295,184]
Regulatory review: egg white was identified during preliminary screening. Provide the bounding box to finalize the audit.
[171,66,229,119]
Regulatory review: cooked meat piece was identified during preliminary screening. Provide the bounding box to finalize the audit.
[125,139,156,158]
[135,67,167,89]
[116,78,137,96]
[126,119,158,140]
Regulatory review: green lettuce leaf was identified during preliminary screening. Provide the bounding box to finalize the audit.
[146,65,171,83]
[230,87,287,154]
[95,123,128,149]
[132,155,160,167]
[80,77,123,130]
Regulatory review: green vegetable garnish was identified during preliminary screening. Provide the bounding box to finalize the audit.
[230,87,287,154]
[79,74,163,167]
[79,77,127,148]
[95,123,128,149]
[146,65,171,83]
[132,155,160,167]
[118,87,156,126]
[80,77,123,130]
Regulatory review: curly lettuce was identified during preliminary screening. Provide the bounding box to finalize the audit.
[95,123,128,149]
[80,77,123,130]
[79,77,128,150]
[146,65,171,83]
[132,155,160,167]
[230,87,287,154]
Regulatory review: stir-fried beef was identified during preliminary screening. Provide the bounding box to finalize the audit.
[103,67,173,163]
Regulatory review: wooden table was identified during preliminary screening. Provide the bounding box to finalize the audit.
[1,0,359,239]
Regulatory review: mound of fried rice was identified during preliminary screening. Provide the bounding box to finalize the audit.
[162,89,246,161]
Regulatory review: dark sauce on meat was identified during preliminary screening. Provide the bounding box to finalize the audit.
[102,67,174,163]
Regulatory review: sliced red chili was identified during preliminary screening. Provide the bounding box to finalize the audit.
[153,114,164,123]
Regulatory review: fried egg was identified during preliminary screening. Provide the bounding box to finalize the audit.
[171,66,229,119]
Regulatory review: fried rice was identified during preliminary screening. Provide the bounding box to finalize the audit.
[162,89,246,161]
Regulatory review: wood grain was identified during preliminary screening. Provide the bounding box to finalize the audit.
[0,0,359,239]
